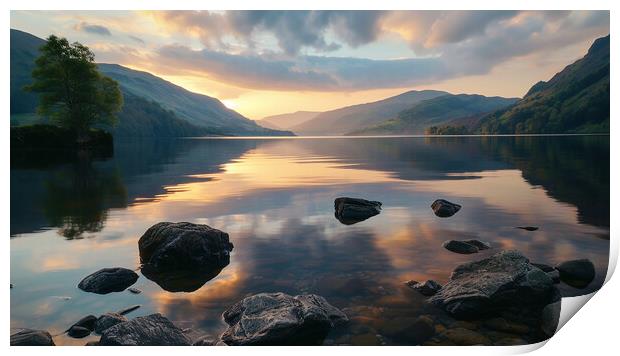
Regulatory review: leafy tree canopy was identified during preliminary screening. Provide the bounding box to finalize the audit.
[25,35,122,139]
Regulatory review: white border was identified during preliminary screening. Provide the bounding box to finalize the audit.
[3,1,617,355]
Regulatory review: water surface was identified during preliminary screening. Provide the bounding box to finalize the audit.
[10,136,609,345]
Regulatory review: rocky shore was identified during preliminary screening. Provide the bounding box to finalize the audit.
[11,198,598,346]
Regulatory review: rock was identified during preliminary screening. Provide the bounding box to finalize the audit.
[439,328,491,345]
[483,318,529,334]
[547,270,561,283]
[334,197,382,225]
[141,265,223,293]
[68,325,91,338]
[117,304,141,315]
[139,222,233,271]
[494,337,527,345]
[70,315,97,331]
[99,313,190,346]
[517,226,539,231]
[532,263,555,272]
[221,292,348,345]
[429,250,556,319]
[95,312,128,334]
[541,301,561,337]
[556,259,595,288]
[10,329,55,346]
[431,199,461,218]
[442,240,479,254]
[85,341,100,346]
[405,280,442,296]
[78,267,139,294]
[128,287,142,294]
[462,240,491,250]
[192,335,217,346]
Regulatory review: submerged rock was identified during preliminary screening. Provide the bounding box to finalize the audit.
[221,292,348,345]
[462,240,491,250]
[70,315,97,331]
[406,280,442,296]
[117,305,141,315]
[95,312,128,334]
[442,240,479,254]
[439,328,491,345]
[541,301,561,337]
[141,265,223,293]
[128,287,142,294]
[68,325,91,338]
[517,226,539,231]
[78,267,139,294]
[431,199,461,218]
[99,313,190,346]
[334,197,382,225]
[556,259,595,288]
[10,329,55,346]
[532,263,555,272]
[429,250,555,319]
[139,222,233,271]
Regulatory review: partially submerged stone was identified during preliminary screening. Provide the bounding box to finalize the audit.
[139,222,233,271]
[95,312,128,334]
[429,250,555,319]
[517,226,539,231]
[556,259,595,288]
[431,199,461,218]
[221,292,348,345]
[99,313,190,346]
[334,197,382,225]
[406,280,442,296]
[78,267,139,294]
[68,325,91,338]
[442,240,479,254]
[10,329,55,346]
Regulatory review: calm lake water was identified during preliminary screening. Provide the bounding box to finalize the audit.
[10,136,609,345]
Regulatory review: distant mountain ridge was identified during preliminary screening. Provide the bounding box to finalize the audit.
[258,111,320,130]
[292,90,448,135]
[10,29,291,137]
[472,35,610,134]
[349,94,519,135]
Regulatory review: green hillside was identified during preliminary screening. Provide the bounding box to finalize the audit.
[349,94,518,135]
[10,29,290,137]
[475,35,609,134]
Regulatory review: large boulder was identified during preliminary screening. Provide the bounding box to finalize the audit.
[139,222,233,271]
[221,292,348,345]
[334,197,382,225]
[431,199,461,218]
[95,312,128,334]
[10,329,55,346]
[78,267,139,294]
[429,250,555,319]
[99,313,190,346]
[556,259,595,288]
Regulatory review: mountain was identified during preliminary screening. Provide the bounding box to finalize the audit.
[349,94,519,135]
[10,29,291,137]
[258,111,320,130]
[474,35,610,134]
[291,90,448,135]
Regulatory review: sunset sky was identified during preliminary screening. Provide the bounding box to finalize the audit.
[10,10,610,119]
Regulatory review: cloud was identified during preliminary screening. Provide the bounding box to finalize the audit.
[128,35,145,44]
[151,10,385,55]
[74,21,112,36]
[89,10,608,93]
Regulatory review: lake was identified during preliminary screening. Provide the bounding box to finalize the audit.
[10,135,610,345]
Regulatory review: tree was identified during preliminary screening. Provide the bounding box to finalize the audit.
[26,35,122,142]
